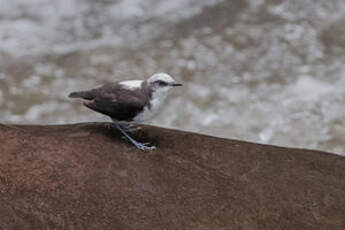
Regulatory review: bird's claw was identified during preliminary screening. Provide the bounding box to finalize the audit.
[115,124,155,151]
[135,142,156,151]
[120,135,155,151]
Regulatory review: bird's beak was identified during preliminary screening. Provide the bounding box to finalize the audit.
[171,82,183,87]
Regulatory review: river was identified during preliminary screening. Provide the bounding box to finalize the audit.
[1,0,345,155]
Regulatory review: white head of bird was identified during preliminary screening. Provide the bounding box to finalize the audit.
[147,73,182,92]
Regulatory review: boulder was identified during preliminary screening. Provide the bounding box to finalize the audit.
[0,123,344,229]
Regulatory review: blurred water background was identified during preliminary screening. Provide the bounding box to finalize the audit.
[1,0,345,155]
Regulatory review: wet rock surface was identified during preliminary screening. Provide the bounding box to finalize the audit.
[0,123,344,229]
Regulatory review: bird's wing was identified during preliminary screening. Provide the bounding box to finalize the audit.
[83,83,146,122]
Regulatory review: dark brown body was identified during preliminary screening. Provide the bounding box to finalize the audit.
[69,81,153,122]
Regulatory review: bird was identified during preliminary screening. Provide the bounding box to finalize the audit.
[68,73,182,151]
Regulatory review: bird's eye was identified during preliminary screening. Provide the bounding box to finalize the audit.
[156,80,168,87]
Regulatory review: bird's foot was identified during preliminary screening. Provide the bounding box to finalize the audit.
[133,142,156,151]
[104,123,116,130]
[121,136,155,151]
[115,124,155,151]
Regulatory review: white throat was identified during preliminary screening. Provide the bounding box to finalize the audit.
[150,87,170,109]
[134,87,171,122]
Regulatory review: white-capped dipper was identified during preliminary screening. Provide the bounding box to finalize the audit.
[68,73,182,151]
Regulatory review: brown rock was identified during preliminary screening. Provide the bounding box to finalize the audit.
[0,123,344,229]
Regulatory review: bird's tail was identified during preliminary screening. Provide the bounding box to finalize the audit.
[68,91,94,100]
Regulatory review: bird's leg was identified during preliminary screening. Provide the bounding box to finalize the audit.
[121,123,142,133]
[115,124,155,151]
[104,122,141,134]
[104,122,116,130]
